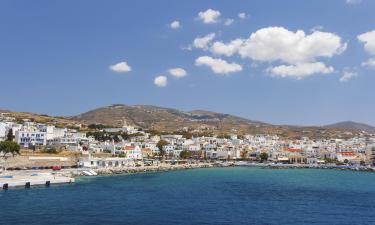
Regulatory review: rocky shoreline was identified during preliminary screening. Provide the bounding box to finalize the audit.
[68,162,215,177]
[58,162,375,179]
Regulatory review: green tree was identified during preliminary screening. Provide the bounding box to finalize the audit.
[88,124,107,130]
[0,141,21,170]
[112,135,120,143]
[237,134,245,140]
[240,149,248,159]
[217,134,231,139]
[120,132,129,140]
[6,129,14,141]
[156,140,169,157]
[180,150,192,159]
[259,152,268,162]
[42,147,59,154]
[324,157,338,164]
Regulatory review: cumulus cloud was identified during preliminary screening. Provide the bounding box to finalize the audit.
[238,12,247,19]
[238,27,346,64]
[211,27,346,64]
[358,30,375,69]
[170,20,181,29]
[346,0,362,4]
[340,69,358,82]
[154,75,168,87]
[267,62,334,79]
[195,56,242,74]
[224,18,234,26]
[109,61,132,73]
[362,58,375,69]
[198,9,221,24]
[193,33,216,49]
[211,39,244,56]
[358,30,375,55]
[168,68,187,78]
[209,27,345,78]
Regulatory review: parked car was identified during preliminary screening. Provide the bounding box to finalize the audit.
[52,166,61,171]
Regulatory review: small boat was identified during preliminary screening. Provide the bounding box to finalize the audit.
[88,170,98,176]
[82,171,94,176]
[82,170,98,176]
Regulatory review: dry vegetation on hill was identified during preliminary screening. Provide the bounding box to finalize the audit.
[2,105,373,139]
[70,104,372,138]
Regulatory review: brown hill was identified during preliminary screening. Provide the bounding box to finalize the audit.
[70,104,367,138]
[325,121,375,134]
[0,109,73,127]
[2,105,371,138]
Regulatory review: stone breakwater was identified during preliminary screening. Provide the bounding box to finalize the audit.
[90,163,214,176]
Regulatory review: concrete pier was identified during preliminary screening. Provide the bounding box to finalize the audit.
[0,172,74,189]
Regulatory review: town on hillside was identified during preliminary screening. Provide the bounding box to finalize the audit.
[1,112,375,172]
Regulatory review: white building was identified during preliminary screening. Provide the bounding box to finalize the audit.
[163,144,176,154]
[0,122,11,141]
[80,157,134,168]
[121,146,143,160]
[15,130,47,147]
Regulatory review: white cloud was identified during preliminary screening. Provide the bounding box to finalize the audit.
[207,27,345,78]
[310,25,324,33]
[224,18,234,26]
[340,71,358,82]
[238,12,247,19]
[154,75,168,87]
[362,58,375,69]
[346,0,362,4]
[170,20,181,29]
[195,56,242,74]
[358,30,375,55]
[168,68,187,78]
[198,9,221,24]
[211,39,244,56]
[340,69,358,82]
[267,62,334,79]
[109,61,132,73]
[358,30,375,69]
[238,27,347,64]
[193,33,216,49]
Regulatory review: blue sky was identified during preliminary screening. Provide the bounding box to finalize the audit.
[0,0,374,126]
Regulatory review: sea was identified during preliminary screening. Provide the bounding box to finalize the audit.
[1,167,375,225]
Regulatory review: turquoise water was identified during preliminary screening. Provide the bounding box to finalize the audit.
[1,167,375,225]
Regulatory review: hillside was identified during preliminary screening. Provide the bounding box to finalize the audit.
[70,104,369,138]
[2,105,373,138]
[326,121,375,134]
[0,109,74,127]
[71,104,263,130]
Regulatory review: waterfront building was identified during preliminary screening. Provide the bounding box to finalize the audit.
[15,130,47,147]
[162,144,176,154]
[122,146,142,160]
[80,157,134,168]
[336,151,357,162]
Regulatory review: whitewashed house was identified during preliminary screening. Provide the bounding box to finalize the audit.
[15,130,47,147]
[122,146,143,160]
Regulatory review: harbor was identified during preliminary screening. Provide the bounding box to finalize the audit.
[0,171,74,189]
[3,159,375,190]
[0,161,214,189]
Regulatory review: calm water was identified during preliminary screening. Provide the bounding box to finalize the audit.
[1,167,375,225]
